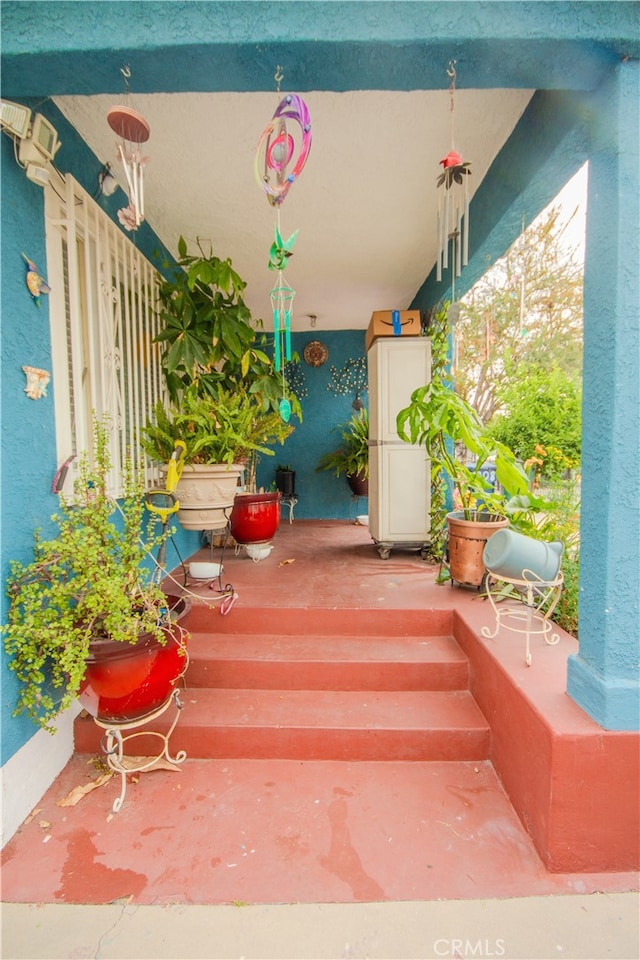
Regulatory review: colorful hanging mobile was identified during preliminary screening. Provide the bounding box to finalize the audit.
[255,88,312,207]
[21,252,51,305]
[107,66,150,231]
[436,61,471,282]
[255,68,312,421]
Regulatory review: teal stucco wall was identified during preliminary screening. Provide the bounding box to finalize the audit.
[0,103,197,762]
[256,330,371,519]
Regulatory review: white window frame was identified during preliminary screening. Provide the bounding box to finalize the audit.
[44,175,165,495]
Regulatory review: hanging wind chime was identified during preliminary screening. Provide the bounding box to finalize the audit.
[255,67,312,422]
[436,61,471,283]
[107,66,150,231]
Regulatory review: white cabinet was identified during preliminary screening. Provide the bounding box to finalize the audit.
[367,338,431,558]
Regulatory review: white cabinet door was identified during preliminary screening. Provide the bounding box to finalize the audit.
[368,338,431,441]
[369,443,430,542]
[367,338,431,545]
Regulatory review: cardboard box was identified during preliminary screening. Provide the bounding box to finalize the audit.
[365,310,422,351]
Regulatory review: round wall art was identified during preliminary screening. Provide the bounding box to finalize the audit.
[303,340,329,367]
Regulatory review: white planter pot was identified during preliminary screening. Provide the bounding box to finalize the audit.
[171,463,244,530]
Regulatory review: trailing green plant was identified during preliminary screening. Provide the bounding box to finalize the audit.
[316,409,370,479]
[142,386,293,467]
[552,551,579,637]
[2,417,170,732]
[423,303,451,560]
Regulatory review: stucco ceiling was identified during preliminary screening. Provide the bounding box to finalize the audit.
[54,88,533,331]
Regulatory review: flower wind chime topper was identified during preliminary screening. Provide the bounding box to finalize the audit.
[107,65,150,231]
[255,67,312,422]
[436,61,471,282]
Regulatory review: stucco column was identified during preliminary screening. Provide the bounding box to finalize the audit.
[567,60,640,730]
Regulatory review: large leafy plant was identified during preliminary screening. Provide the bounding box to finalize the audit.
[3,418,169,732]
[397,381,530,520]
[317,409,370,479]
[154,236,300,419]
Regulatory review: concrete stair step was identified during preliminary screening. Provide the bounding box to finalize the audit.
[185,631,469,690]
[183,604,453,638]
[74,688,490,761]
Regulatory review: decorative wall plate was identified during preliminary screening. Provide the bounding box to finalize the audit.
[303,340,329,367]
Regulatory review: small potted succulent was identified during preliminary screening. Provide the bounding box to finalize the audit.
[2,416,190,733]
[316,409,370,496]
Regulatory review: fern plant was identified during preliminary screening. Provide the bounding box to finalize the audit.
[316,409,369,479]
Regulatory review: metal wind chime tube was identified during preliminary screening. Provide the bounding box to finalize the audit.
[270,274,295,373]
[436,60,471,283]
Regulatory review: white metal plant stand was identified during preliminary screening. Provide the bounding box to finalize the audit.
[95,689,187,813]
[481,569,564,666]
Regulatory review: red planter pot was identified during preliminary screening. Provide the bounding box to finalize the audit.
[78,595,191,723]
[229,492,281,544]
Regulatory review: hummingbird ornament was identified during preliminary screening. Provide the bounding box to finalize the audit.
[22,253,51,306]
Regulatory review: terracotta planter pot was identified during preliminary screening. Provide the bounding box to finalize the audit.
[445,511,509,588]
[78,595,191,723]
[229,492,281,544]
[347,471,369,497]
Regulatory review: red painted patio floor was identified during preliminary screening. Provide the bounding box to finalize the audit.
[1,521,637,905]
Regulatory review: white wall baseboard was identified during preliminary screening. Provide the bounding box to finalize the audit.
[1,705,79,848]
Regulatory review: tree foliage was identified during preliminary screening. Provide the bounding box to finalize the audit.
[487,363,582,479]
[454,205,583,425]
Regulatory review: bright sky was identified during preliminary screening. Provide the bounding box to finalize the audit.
[545,162,588,262]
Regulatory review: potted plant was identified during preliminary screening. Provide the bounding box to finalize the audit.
[229,490,282,546]
[2,417,191,733]
[153,236,301,419]
[316,408,370,496]
[397,381,530,586]
[275,464,296,497]
[146,237,301,527]
[142,386,293,530]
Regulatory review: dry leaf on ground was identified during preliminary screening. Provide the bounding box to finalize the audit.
[57,772,113,807]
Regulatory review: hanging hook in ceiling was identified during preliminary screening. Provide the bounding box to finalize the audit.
[274,65,284,94]
[447,59,457,111]
[121,64,131,95]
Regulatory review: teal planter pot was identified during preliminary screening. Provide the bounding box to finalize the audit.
[483,528,564,582]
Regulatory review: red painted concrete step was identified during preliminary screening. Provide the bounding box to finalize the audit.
[74,688,490,761]
[185,631,469,691]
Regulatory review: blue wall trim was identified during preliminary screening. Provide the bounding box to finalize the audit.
[566,61,640,730]
[2,2,637,97]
